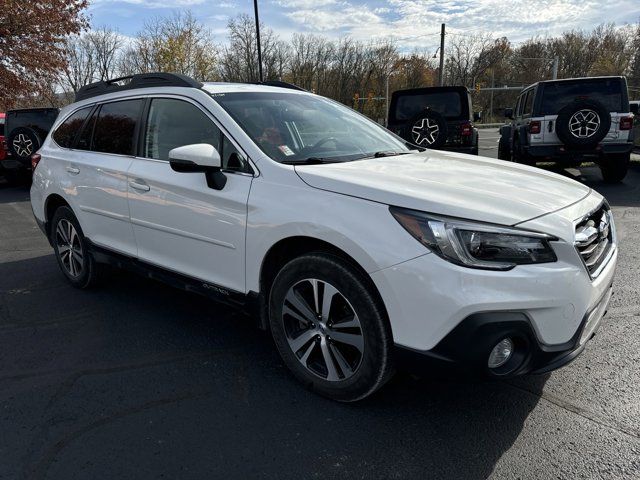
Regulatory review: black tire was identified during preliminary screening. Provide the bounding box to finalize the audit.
[269,253,394,402]
[555,99,611,148]
[600,153,630,183]
[512,137,528,164]
[7,127,42,161]
[50,206,101,289]
[406,109,448,149]
[497,138,510,160]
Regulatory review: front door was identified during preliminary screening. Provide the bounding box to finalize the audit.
[126,97,253,293]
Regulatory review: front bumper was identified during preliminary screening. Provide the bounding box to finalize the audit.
[394,285,613,377]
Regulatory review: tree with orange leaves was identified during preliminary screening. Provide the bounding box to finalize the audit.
[0,0,88,109]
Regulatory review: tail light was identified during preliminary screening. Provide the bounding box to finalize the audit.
[619,116,633,130]
[31,153,42,171]
[461,122,473,136]
[528,121,541,134]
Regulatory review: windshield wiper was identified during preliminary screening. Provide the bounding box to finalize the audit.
[281,157,337,165]
[363,151,413,159]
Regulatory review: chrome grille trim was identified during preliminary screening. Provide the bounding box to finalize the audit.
[574,203,614,279]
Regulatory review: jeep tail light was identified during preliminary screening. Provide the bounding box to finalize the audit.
[31,153,41,171]
[528,121,541,134]
[619,116,633,130]
[461,122,472,136]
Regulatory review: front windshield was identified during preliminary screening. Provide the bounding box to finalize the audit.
[212,91,410,163]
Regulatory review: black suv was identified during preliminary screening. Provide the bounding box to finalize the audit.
[498,76,634,182]
[2,108,59,184]
[387,86,479,154]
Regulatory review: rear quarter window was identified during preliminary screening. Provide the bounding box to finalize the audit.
[52,107,92,148]
[539,79,624,114]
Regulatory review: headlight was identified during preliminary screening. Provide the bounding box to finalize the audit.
[390,207,557,270]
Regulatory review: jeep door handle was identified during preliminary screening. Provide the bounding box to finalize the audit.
[129,180,150,192]
[66,166,80,175]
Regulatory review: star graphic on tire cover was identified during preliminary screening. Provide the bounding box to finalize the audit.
[411,118,440,145]
[13,134,33,157]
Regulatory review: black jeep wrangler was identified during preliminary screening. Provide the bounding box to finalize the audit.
[2,108,59,184]
[387,86,479,154]
[498,76,634,182]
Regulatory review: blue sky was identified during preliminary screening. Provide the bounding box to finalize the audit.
[88,0,640,51]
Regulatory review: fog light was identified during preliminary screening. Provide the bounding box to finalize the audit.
[488,338,514,369]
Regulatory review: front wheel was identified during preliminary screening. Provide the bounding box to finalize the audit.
[600,153,630,183]
[269,253,394,402]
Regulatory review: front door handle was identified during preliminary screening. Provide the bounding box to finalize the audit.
[129,180,150,192]
[66,166,80,175]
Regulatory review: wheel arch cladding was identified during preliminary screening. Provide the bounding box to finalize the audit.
[44,194,71,237]
[256,236,390,334]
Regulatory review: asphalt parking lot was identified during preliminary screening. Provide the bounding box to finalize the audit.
[1,136,639,479]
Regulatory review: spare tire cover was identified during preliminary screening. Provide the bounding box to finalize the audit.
[7,127,42,161]
[555,99,611,148]
[406,108,448,149]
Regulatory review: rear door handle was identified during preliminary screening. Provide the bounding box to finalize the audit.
[66,166,80,175]
[129,180,150,192]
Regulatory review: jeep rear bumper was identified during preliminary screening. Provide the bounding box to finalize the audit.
[525,142,633,160]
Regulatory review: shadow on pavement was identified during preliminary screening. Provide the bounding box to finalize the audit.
[1,254,547,480]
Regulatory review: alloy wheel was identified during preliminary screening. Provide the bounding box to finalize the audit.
[282,278,364,381]
[55,219,84,277]
[569,109,600,138]
[411,117,440,145]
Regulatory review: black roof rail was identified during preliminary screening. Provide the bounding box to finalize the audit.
[256,80,307,92]
[75,72,203,102]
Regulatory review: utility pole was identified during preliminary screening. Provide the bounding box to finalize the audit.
[438,23,445,86]
[253,0,263,82]
[489,68,495,122]
[552,56,559,79]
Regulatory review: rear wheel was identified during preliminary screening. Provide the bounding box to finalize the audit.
[600,153,630,183]
[50,206,101,288]
[497,138,510,160]
[269,253,394,402]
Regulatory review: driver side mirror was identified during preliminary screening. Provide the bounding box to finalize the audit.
[630,103,639,115]
[473,111,482,122]
[504,108,514,119]
[169,143,226,190]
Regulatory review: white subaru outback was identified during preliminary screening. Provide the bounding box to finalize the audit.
[30,73,617,401]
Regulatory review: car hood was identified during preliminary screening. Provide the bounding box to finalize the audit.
[294,150,591,226]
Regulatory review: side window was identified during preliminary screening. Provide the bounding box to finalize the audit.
[52,107,92,148]
[516,94,523,117]
[144,98,221,161]
[92,99,143,155]
[76,109,97,151]
[220,135,249,172]
[523,90,534,117]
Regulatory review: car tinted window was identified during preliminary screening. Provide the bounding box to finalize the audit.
[0,117,4,136]
[394,91,463,120]
[523,90,534,116]
[52,107,92,148]
[540,79,624,114]
[144,98,221,161]
[92,99,143,155]
[76,109,97,151]
[220,135,249,172]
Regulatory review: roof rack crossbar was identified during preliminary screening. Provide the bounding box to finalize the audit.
[75,72,203,102]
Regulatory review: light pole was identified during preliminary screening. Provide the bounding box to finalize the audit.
[253,0,263,82]
[519,56,559,80]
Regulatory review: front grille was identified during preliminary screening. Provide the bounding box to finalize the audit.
[575,204,614,278]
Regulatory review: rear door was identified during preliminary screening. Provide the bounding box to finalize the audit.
[539,78,628,145]
[55,99,141,256]
[126,96,253,293]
